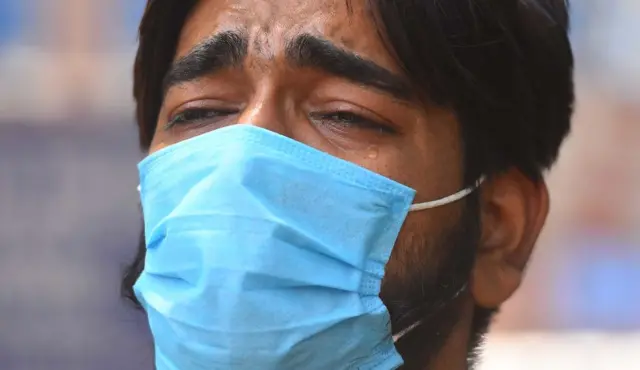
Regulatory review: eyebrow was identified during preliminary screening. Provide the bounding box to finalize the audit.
[162,30,249,93]
[285,34,413,101]
[163,32,413,101]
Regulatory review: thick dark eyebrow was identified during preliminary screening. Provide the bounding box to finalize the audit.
[162,31,413,102]
[285,34,414,101]
[162,30,248,93]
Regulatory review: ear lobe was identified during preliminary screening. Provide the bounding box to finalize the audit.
[470,170,550,308]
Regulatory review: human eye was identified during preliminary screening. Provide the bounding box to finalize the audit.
[165,107,238,130]
[310,111,397,135]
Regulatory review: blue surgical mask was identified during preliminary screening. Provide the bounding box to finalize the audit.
[134,125,482,370]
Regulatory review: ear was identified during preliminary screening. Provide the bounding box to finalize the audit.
[470,170,550,308]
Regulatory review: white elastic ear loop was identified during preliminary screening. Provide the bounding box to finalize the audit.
[137,185,141,192]
[392,321,422,343]
[409,176,485,212]
[391,282,469,343]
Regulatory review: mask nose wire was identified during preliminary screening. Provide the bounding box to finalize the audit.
[409,176,486,212]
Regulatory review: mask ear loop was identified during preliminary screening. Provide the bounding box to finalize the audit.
[409,176,486,212]
[391,282,469,343]
[393,177,484,342]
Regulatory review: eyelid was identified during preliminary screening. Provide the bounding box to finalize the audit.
[166,100,240,122]
[164,107,239,133]
[325,97,400,122]
[165,108,211,129]
[310,102,400,131]
[309,111,397,135]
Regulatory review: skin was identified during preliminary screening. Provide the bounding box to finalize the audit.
[147,0,550,368]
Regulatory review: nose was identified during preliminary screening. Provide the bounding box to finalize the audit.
[236,85,293,138]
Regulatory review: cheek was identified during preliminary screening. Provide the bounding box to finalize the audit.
[149,136,170,155]
[384,211,444,284]
[337,138,428,191]
[382,190,469,291]
[404,112,465,203]
[352,120,463,204]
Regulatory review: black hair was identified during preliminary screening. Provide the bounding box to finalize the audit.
[372,0,574,185]
[122,0,574,364]
[130,0,573,182]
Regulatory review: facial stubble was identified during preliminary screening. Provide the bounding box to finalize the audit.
[380,196,481,369]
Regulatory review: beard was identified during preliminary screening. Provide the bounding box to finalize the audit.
[380,195,481,369]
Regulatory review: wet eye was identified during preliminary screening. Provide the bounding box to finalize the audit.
[166,108,237,129]
[312,111,396,134]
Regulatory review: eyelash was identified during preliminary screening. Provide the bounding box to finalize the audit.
[166,108,395,134]
[166,108,237,129]
[310,112,396,134]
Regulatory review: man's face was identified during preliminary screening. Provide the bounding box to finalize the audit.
[149,0,479,366]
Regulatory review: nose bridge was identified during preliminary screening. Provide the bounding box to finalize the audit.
[237,82,293,137]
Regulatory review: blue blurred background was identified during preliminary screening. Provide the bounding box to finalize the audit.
[0,1,638,369]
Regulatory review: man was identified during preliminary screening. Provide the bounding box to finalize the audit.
[121,0,574,369]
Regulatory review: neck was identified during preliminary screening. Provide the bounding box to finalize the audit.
[427,301,474,370]
[398,298,475,370]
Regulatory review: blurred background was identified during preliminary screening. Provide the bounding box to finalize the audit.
[0,1,638,369]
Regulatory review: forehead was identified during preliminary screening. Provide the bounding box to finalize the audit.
[176,0,400,72]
